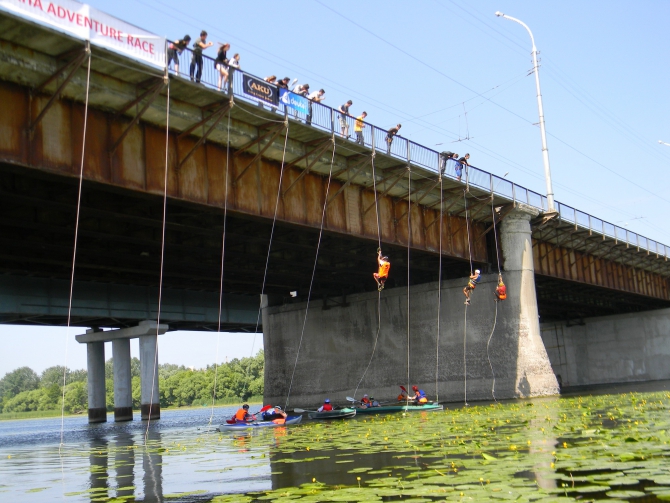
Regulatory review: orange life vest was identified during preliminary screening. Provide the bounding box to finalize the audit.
[497,284,507,300]
[378,261,390,278]
[234,409,248,422]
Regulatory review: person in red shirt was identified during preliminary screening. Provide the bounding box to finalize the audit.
[373,249,390,291]
[317,399,333,412]
[360,394,371,408]
[495,274,507,302]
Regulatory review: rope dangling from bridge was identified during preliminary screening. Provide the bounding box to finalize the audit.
[60,42,91,451]
[486,199,504,402]
[285,135,337,411]
[463,188,473,406]
[352,151,383,400]
[208,109,234,428]
[145,69,171,443]
[435,173,444,402]
[405,165,412,404]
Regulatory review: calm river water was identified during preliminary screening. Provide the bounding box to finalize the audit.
[2,382,670,502]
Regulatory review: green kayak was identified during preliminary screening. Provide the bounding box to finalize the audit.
[308,407,356,420]
[354,403,443,414]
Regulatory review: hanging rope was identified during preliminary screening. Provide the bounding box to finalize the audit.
[486,199,503,402]
[462,189,472,406]
[285,136,336,410]
[145,75,170,443]
[240,120,291,403]
[208,110,233,426]
[435,174,443,402]
[352,152,382,399]
[59,42,91,451]
[406,165,412,404]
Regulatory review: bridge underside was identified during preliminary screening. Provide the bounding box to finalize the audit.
[2,162,669,328]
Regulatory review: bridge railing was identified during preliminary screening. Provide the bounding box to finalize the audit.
[166,44,668,260]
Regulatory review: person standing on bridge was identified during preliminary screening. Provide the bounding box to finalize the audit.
[339,100,353,138]
[355,111,367,145]
[167,35,191,75]
[386,124,401,154]
[457,153,470,182]
[374,248,390,291]
[190,30,213,84]
[215,43,230,91]
[306,88,325,125]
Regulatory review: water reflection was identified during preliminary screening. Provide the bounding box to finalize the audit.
[113,433,135,500]
[88,437,109,501]
[142,430,163,503]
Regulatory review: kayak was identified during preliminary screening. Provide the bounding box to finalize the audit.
[218,415,302,431]
[308,408,356,420]
[354,403,443,414]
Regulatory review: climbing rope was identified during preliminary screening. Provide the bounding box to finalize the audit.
[435,174,443,402]
[239,120,291,403]
[145,70,171,442]
[352,151,382,399]
[60,43,91,451]
[486,200,504,402]
[285,136,337,410]
[208,110,233,427]
[406,165,412,404]
[462,189,472,406]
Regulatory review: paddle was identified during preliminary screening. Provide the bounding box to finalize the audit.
[346,396,362,403]
[293,408,316,413]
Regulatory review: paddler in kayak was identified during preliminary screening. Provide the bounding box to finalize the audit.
[373,248,390,291]
[360,394,371,408]
[233,404,255,423]
[317,399,333,412]
[262,405,287,424]
[410,385,429,404]
[369,396,380,407]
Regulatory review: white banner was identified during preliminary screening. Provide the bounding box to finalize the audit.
[0,0,166,68]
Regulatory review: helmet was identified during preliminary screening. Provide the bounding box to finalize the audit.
[324,399,330,403]
[382,256,389,261]
[412,386,418,391]
[475,269,480,274]
[370,397,375,400]
[243,404,249,409]
[275,405,282,411]
[363,394,368,397]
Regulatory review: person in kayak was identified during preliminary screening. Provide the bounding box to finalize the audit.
[262,405,287,423]
[373,248,390,291]
[233,404,255,423]
[411,385,428,404]
[463,269,481,305]
[495,274,507,301]
[360,394,371,407]
[369,397,380,407]
[317,399,333,412]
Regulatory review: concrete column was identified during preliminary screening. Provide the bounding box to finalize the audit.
[86,341,107,423]
[499,203,559,397]
[112,339,133,422]
[139,335,160,420]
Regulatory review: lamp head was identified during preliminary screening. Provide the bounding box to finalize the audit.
[495,11,504,17]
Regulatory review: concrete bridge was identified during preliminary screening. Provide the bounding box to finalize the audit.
[1,9,670,421]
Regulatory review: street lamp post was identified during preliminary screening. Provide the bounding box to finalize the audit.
[659,140,670,147]
[495,11,556,213]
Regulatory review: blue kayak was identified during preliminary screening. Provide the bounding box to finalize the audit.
[217,415,302,431]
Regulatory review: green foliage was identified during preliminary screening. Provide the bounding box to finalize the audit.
[0,350,264,414]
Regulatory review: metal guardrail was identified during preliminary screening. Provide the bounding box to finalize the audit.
[167,43,669,260]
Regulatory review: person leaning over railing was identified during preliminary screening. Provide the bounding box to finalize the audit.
[338,100,353,138]
[457,153,470,182]
[167,34,190,75]
[355,111,367,145]
[306,88,325,125]
[386,124,401,154]
[190,30,213,83]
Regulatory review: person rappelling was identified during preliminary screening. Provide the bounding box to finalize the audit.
[494,274,506,301]
[463,269,481,305]
[373,248,390,291]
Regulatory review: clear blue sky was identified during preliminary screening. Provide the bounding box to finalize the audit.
[3,0,670,375]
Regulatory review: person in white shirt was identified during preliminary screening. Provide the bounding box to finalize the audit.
[306,88,325,125]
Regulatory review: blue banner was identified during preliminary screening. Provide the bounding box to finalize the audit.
[279,88,309,115]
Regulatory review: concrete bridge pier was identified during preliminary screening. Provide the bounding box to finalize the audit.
[112,339,133,422]
[86,341,107,423]
[139,334,160,420]
[76,321,168,424]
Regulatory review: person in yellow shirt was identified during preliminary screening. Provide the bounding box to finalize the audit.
[373,248,390,291]
[354,111,367,145]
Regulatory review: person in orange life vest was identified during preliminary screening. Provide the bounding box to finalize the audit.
[397,391,406,402]
[233,404,255,423]
[411,385,428,404]
[369,397,380,407]
[463,269,481,305]
[494,274,507,301]
[373,248,390,291]
[317,399,333,412]
[360,394,371,407]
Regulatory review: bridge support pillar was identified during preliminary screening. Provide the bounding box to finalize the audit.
[140,335,160,420]
[112,339,133,422]
[86,341,107,423]
[498,203,559,397]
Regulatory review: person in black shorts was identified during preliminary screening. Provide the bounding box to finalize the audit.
[215,43,230,91]
[167,35,190,74]
[190,30,213,83]
[386,124,401,154]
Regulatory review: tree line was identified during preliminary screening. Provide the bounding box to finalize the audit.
[0,350,264,414]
